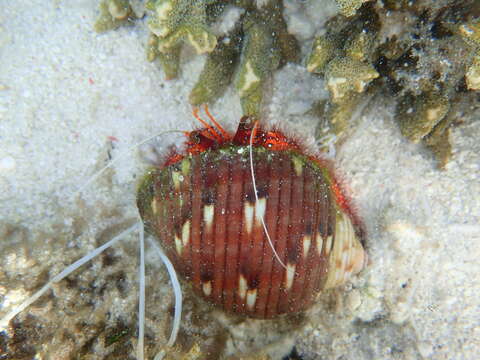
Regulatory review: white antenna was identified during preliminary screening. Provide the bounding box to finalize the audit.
[137,221,146,360]
[249,122,287,270]
[0,224,139,330]
[147,237,182,347]
[73,130,185,198]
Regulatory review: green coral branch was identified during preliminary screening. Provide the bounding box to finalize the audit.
[335,0,371,17]
[147,33,182,80]
[234,12,282,117]
[95,0,138,33]
[147,0,217,55]
[190,33,241,106]
[397,92,450,144]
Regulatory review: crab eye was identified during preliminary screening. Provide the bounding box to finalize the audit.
[189,132,202,144]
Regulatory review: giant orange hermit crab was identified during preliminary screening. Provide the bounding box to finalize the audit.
[1,106,366,359]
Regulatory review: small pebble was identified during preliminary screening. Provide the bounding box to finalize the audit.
[346,289,362,311]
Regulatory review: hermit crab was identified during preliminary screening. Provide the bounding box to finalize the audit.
[138,107,366,319]
[0,107,366,358]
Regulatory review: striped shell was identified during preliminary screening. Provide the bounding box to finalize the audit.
[137,120,365,318]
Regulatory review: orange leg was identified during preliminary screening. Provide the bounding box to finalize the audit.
[204,104,229,140]
[192,106,222,141]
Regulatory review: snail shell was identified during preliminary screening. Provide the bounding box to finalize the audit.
[137,119,365,318]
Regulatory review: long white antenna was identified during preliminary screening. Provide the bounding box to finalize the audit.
[0,223,139,330]
[249,122,287,270]
[73,130,185,198]
[147,237,182,347]
[137,221,146,360]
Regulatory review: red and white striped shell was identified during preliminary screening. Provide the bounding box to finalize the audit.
[137,117,365,318]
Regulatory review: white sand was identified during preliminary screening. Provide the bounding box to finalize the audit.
[0,1,479,359]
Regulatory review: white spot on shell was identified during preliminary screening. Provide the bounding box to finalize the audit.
[292,157,303,176]
[151,198,157,215]
[202,281,212,296]
[172,171,182,191]
[246,289,257,311]
[303,235,311,258]
[285,263,296,290]
[203,204,214,232]
[174,235,182,255]
[316,233,323,256]
[238,275,248,300]
[244,202,254,235]
[254,198,267,227]
[325,235,333,256]
[182,220,190,247]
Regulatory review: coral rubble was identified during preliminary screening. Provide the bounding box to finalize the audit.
[306,0,480,168]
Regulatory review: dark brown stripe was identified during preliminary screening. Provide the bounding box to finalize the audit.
[312,180,332,294]
[255,154,281,317]
[212,159,229,304]
[266,153,292,318]
[181,161,193,279]
[290,164,313,312]
[190,156,203,292]
[235,163,253,314]
[247,156,269,315]
[200,155,217,299]
[278,157,304,314]
[223,154,244,312]
[298,165,321,310]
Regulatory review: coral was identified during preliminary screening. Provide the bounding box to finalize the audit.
[325,57,379,103]
[306,35,336,74]
[94,0,479,165]
[397,92,450,143]
[345,30,375,61]
[147,33,182,80]
[466,54,480,90]
[92,0,295,117]
[306,0,480,168]
[458,19,480,90]
[306,6,380,141]
[188,1,299,117]
[94,0,137,33]
[190,30,242,106]
[458,19,480,47]
[146,0,217,54]
[335,0,371,17]
[234,13,282,116]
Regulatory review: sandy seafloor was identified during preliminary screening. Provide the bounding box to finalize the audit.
[0,1,479,359]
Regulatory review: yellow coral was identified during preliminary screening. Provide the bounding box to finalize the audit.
[325,57,379,103]
[306,36,336,73]
[335,0,371,17]
[466,54,480,90]
[397,93,450,143]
